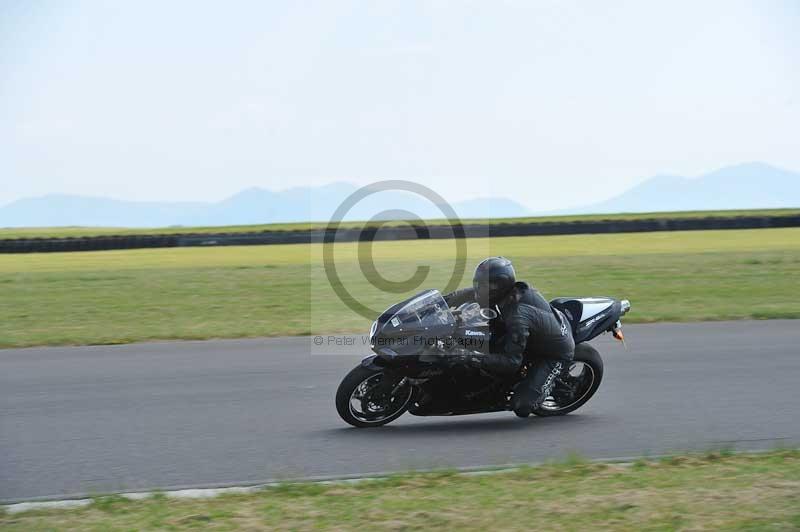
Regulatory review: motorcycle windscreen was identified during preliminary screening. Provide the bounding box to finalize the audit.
[378,289,456,337]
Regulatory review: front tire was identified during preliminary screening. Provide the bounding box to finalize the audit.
[532,344,604,417]
[336,365,413,428]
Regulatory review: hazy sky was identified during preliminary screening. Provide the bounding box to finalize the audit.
[2,0,798,211]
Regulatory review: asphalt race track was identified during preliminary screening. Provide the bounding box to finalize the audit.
[2,320,799,503]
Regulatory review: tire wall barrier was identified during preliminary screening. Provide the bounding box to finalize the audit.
[1,215,799,254]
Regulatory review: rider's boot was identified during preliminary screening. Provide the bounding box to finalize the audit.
[511,384,534,418]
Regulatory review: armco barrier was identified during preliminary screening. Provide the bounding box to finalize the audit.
[1,214,799,253]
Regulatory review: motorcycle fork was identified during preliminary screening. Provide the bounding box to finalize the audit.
[372,370,407,397]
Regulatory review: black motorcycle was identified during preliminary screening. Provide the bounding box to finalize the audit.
[336,289,631,427]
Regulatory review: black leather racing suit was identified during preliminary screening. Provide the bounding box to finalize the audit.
[444,282,575,409]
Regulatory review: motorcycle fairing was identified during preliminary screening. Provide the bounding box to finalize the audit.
[370,289,456,358]
[550,297,621,343]
[576,298,615,320]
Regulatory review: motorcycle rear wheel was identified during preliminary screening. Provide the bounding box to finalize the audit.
[336,365,414,428]
[532,344,604,417]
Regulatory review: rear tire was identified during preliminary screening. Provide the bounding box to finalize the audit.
[336,365,413,428]
[532,344,604,417]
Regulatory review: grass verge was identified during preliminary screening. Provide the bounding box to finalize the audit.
[1,228,799,348]
[1,208,798,239]
[3,450,799,530]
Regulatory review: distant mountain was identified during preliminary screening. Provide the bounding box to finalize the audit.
[570,162,800,214]
[0,195,208,228]
[0,183,531,228]
[3,162,796,229]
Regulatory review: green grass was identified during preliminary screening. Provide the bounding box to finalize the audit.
[1,208,797,239]
[3,450,799,530]
[1,227,799,348]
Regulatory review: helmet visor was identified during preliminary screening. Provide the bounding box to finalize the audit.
[473,278,507,308]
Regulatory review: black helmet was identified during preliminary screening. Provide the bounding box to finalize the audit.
[472,256,516,308]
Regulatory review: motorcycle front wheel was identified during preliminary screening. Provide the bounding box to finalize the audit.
[336,365,414,428]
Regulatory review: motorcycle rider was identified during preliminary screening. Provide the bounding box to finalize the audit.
[443,257,575,417]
